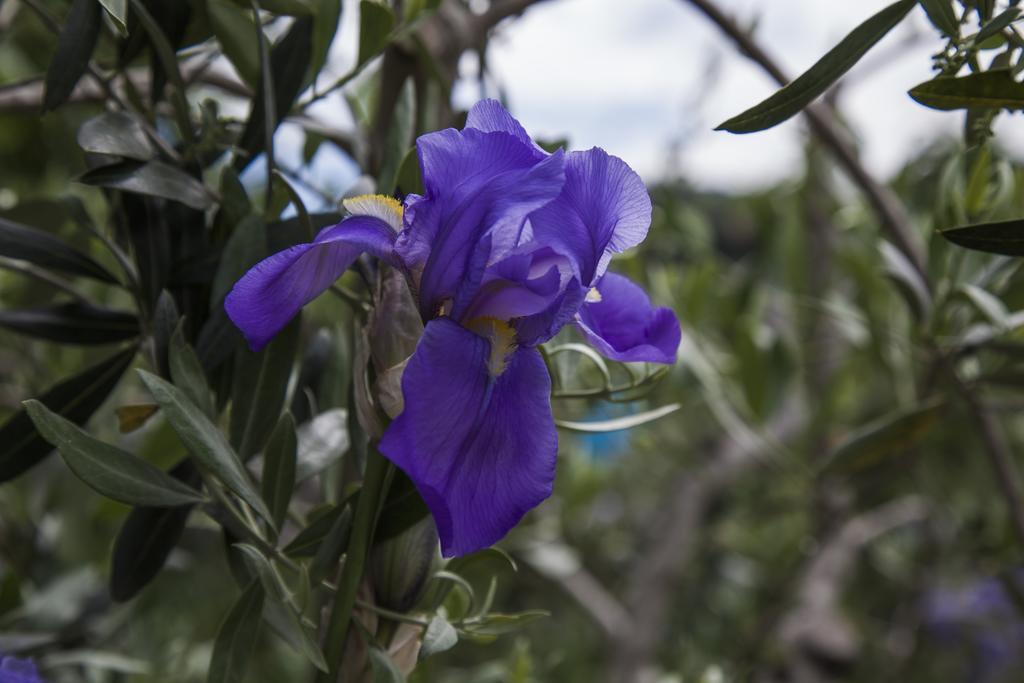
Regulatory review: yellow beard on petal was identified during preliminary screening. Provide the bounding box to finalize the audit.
[465,317,517,378]
[342,194,404,232]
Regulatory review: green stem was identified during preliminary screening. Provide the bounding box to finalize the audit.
[317,444,392,682]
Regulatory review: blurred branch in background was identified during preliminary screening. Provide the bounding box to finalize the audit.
[680,0,930,289]
[770,496,930,683]
[608,396,807,682]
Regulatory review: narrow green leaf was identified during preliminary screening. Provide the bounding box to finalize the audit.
[717,0,916,133]
[394,147,423,196]
[0,218,119,284]
[126,0,195,145]
[207,0,262,87]
[308,503,353,584]
[235,17,314,170]
[78,111,155,161]
[358,0,395,65]
[881,241,932,319]
[367,646,405,683]
[23,400,205,507]
[110,460,200,601]
[821,400,945,474]
[976,7,1021,43]
[0,347,136,482]
[462,611,549,637]
[43,0,102,112]
[554,403,681,433]
[98,0,128,34]
[41,651,150,675]
[232,544,287,603]
[152,290,180,378]
[311,0,343,80]
[0,302,138,345]
[378,78,416,195]
[262,601,328,672]
[909,70,1024,111]
[261,413,297,530]
[964,144,993,215]
[196,308,244,373]
[211,215,266,307]
[253,0,277,200]
[270,170,313,239]
[419,616,457,660]
[941,218,1024,255]
[976,0,996,21]
[229,318,300,460]
[138,370,275,526]
[78,161,214,211]
[283,503,352,557]
[375,467,429,543]
[169,323,216,418]
[960,283,1010,327]
[228,0,314,13]
[208,581,265,683]
[919,0,960,36]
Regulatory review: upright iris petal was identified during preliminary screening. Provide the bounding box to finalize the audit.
[528,146,652,286]
[394,128,565,319]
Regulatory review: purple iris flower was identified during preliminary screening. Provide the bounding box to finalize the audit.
[0,654,45,683]
[225,100,681,556]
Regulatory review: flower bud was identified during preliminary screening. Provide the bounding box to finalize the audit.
[371,516,440,613]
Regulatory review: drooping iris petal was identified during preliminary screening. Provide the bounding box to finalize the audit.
[395,128,565,318]
[225,215,397,351]
[464,99,546,160]
[575,272,680,364]
[528,147,651,286]
[378,318,557,557]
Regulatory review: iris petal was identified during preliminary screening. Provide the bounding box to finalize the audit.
[225,215,397,351]
[575,272,680,364]
[464,99,546,159]
[379,318,557,557]
[396,128,565,318]
[528,147,651,286]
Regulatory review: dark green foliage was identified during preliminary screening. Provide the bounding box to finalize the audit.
[110,460,202,602]
[910,70,1024,111]
[0,347,136,481]
[43,0,102,112]
[0,302,138,345]
[0,218,119,284]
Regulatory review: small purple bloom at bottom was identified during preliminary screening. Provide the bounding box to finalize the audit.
[0,654,45,683]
